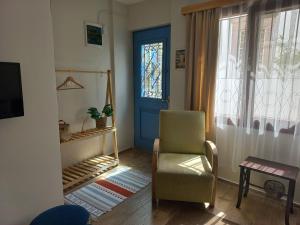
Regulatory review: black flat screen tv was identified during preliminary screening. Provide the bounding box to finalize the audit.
[0,62,24,119]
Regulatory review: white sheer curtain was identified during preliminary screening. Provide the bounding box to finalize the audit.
[215,0,300,171]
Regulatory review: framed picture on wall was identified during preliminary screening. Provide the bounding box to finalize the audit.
[85,22,103,47]
[175,49,186,69]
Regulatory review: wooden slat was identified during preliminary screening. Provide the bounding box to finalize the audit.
[90,158,101,164]
[63,180,68,185]
[63,171,79,179]
[181,0,245,15]
[98,155,115,160]
[90,157,109,164]
[65,167,86,177]
[63,166,105,190]
[75,164,95,173]
[63,175,75,182]
[83,161,100,168]
[62,155,118,192]
[88,156,110,164]
[63,177,72,182]
[86,159,102,166]
[60,127,116,144]
[80,161,99,168]
[71,166,90,174]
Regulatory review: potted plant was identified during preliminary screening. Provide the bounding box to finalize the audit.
[87,104,113,129]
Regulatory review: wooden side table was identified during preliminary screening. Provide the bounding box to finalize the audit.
[236,156,299,225]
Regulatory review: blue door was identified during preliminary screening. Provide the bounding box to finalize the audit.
[133,25,170,151]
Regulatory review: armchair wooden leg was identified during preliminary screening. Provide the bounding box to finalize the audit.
[152,143,158,201]
[151,174,159,207]
[152,182,156,200]
[209,177,217,208]
[152,164,157,201]
[209,197,215,208]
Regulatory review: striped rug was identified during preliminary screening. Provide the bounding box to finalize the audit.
[64,167,151,218]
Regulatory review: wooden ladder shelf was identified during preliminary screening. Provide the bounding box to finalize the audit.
[56,69,119,192]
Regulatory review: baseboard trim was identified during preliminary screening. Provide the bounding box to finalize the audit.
[218,176,300,207]
[119,147,133,153]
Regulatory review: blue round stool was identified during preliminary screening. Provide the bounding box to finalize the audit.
[30,205,90,225]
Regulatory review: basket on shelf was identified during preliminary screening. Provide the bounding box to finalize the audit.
[59,120,72,141]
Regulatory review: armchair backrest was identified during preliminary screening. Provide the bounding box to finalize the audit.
[159,110,206,155]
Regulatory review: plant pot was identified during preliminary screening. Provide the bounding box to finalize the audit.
[96,117,107,129]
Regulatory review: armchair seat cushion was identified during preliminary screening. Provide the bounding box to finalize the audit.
[156,153,214,203]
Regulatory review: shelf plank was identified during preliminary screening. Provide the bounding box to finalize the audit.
[60,127,117,144]
[62,154,119,192]
[65,167,86,177]
[63,171,79,179]
[63,176,73,182]
[63,175,75,183]
[73,165,92,174]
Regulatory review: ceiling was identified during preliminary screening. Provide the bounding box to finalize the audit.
[116,0,146,5]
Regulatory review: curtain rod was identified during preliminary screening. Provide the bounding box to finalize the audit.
[55,68,110,74]
[181,0,246,15]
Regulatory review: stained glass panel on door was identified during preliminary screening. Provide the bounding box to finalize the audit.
[141,42,163,99]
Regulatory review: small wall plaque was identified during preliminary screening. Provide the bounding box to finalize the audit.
[175,49,186,69]
[85,23,103,47]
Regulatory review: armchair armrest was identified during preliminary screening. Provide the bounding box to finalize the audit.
[205,140,218,207]
[152,138,160,174]
[205,140,218,177]
[153,138,160,156]
[152,138,160,200]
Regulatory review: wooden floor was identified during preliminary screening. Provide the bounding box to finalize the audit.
[90,149,300,225]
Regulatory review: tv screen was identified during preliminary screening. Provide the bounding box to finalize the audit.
[0,62,24,119]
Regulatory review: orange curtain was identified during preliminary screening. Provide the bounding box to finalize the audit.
[185,9,220,141]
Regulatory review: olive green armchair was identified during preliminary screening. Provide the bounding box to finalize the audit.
[152,110,218,207]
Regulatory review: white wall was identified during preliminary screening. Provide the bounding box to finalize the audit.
[169,0,201,110]
[0,1,64,225]
[51,0,133,168]
[112,1,134,151]
[128,0,172,31]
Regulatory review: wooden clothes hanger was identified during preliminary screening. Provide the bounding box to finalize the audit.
[57,76,84,90]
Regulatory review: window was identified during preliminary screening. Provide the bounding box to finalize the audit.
[215,14,248,125]
[215,3,300,135]
[141,42,163,99]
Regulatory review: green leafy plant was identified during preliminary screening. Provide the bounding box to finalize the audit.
[87,107,101,120]
[102,104,113,117]
[87,104,113,120]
